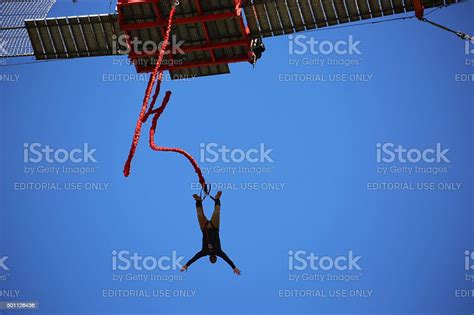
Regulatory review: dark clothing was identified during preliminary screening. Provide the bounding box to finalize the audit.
[202,221,220,249]
[186,199,236,269]
[186,248,236,269]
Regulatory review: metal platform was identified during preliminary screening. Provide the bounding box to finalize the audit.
[11,0,462,79]
[25,14,122,59]
[242,0,460,37]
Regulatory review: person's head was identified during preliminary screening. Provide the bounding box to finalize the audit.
[209,255,217,264]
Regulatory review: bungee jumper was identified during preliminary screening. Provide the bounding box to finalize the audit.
[180,191,241,275]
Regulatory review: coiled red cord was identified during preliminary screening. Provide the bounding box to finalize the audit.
[123,4,207,191]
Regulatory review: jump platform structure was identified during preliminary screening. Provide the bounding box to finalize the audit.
[116,0,253,77]
[2,0,462,78]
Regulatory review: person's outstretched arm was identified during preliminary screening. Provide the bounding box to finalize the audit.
[181,251,206,272]
[217,250,241,275]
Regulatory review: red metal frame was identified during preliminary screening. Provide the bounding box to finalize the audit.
[117,0,252,74]
[414,0,425,19]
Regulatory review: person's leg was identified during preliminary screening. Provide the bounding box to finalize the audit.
[193,195,207,230]
[210,201,220,229]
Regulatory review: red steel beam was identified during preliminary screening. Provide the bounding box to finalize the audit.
[194,0,216,62]
[120,12,237,31]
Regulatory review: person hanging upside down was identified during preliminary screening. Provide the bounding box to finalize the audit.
[180,191,241,275]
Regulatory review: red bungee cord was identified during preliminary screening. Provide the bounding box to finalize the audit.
[123,2,207,192]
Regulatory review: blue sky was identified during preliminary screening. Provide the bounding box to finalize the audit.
[0,0,473,314]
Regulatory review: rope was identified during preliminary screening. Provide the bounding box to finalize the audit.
[122,2,208,192]
[414,0,472,40]
[147,90,207,191]
[420,18,473,40]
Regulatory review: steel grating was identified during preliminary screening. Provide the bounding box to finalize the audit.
[0,0,57,57]
[242,0,461,37]
[119,0,249,77]
[25,14,124,59]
